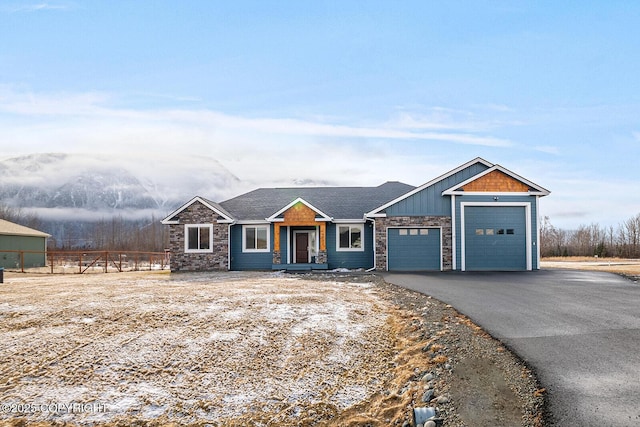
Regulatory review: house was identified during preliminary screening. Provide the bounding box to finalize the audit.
[162,158,550,272]
[0,218,51,269]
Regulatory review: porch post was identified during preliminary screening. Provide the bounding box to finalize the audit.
[273,223,282,265]
[317,222,328,264]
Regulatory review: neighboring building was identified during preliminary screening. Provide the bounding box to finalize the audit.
[162,158,550,272]
[0,219,51,269]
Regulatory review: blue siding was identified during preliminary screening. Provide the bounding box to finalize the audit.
[326,222,375,270]
[231,223,375,270]
[229,224,274,270]
[385,163,489,216]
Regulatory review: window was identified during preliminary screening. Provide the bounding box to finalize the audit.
[337,224,363,251]
[475,229,484,235]
[399,229,408,236]
[185,224,213,253]
[420,229,429,235]
[243,225,270,252]
[485,229,494,235]
[506,229,515,235]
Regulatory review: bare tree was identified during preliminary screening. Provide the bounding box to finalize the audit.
[619,213,640,258]
[0,205,42,230]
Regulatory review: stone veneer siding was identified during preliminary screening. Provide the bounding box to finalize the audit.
[168,201,229,271]
[374,216,452,271]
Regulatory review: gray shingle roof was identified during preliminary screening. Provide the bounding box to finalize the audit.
[219,181,415,221]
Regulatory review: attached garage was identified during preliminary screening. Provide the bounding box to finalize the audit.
[369,158,548,272]
[461,203,531,271]
[387,227,442,271]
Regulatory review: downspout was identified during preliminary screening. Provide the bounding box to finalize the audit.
[227,221,236,271]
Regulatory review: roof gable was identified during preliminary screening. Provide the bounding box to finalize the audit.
[266,198,332,222]
[161,196,235,224]
[442,165,550,195]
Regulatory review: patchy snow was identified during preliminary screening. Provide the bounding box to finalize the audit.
[0,271,397,425]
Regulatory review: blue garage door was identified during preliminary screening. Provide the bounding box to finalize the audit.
[388,228,441,271]
[464,206,527,271]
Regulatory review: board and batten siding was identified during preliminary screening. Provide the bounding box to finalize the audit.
[326,222,375,270]
[229,224,275,270]
[384,163,489,216]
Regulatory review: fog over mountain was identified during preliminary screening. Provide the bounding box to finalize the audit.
[0,153,242,221]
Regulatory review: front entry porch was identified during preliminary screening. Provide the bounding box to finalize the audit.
[270,200,329,270]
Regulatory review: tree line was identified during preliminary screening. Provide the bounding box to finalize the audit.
[1,206,168,252]
[540,213,640,258]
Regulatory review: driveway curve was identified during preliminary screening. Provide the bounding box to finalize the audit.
[384,270,640,427]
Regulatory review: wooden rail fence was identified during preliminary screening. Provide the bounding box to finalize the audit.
[0,250,170,274]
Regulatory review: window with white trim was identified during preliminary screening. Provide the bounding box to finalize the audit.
[243,225,270,252]
[337,224,364,251]
[185,224,213,253]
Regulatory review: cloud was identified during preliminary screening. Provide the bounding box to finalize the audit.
[4,2,69,13]
[0,88,512,152]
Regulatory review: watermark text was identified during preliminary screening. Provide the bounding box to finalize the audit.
[1,402,108,415]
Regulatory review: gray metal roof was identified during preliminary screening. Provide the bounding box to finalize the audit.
[219,181,415,221]
[0,219,50,238]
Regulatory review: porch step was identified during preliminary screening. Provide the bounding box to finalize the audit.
[272,263,329,271]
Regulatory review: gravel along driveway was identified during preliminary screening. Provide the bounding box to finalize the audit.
[385,270,640,427]
[0,271,543,426]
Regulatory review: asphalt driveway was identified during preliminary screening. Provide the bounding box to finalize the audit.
[384,270,640,427]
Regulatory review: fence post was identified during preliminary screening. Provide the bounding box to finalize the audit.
[20,251,25,273]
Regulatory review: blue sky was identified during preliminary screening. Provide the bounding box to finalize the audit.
[1,1,639,228]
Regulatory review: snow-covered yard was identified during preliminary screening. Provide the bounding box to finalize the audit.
[0,271,410,426]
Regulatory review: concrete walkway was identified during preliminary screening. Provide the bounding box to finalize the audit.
[384,270,640,427]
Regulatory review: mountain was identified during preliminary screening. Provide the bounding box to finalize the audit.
[0,153,241,220]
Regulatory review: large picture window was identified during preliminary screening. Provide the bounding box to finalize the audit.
[185,224,213,253]
[243,225,270,252]
[337,224,364,251]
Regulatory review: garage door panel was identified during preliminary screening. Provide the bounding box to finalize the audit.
[388,228,441,271]
[464,206,527,271]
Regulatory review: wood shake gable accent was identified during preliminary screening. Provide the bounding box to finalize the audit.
[443,165,550,196]
[461,170,530,192]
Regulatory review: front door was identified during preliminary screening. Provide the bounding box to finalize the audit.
[295,233,309,263]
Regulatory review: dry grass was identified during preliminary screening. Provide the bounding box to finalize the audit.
[0,271,442,427]
[541,256,640,276]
